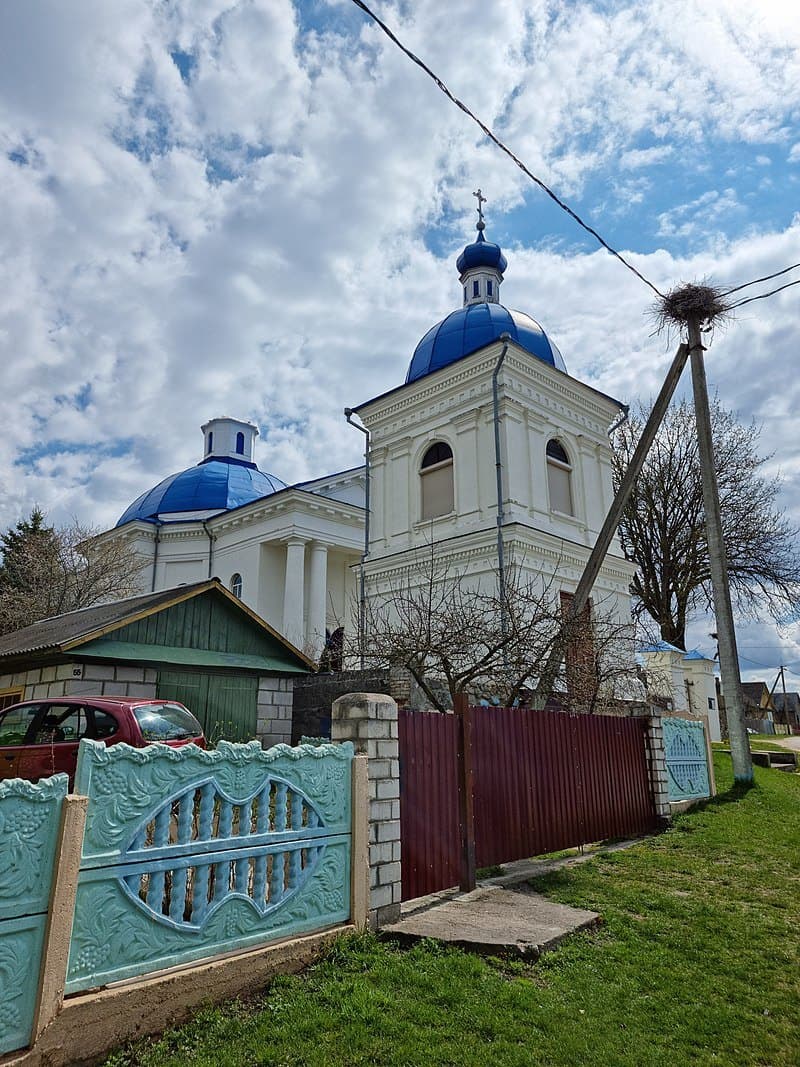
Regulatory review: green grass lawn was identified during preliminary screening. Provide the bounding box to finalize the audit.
[104,754,800,1067]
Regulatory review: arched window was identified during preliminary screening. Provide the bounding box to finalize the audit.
[546,439,574,516]
[235,431,245,455]
[206,432,213,454]
[420,441,454,520]
[230,573,243,599]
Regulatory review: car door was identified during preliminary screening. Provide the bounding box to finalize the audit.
[18,703,89,783]
[0,703,41,779]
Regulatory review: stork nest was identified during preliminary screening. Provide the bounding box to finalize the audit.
[653,282,731,333]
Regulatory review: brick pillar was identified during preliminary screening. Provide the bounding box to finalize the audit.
[644,712,671,825]
[331,693,401,928]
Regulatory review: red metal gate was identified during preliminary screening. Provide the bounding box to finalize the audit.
[399,705,657,901]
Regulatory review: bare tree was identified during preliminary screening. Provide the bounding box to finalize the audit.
[613,397,800,650]
[0,510,145,635]
[356,546,640,712]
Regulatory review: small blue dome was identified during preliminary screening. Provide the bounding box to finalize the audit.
[116,458,287,527]
[406,303,567,384]
[456,231,507,275]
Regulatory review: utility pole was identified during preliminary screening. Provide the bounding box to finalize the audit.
[688,316,753,782]
[534,341,690,706]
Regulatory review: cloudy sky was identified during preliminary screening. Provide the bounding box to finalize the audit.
[1,0,799,680]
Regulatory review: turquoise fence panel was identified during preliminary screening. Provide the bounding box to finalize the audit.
[67,739,353,993]
[0,774,68,1056]
[663,717,711,801]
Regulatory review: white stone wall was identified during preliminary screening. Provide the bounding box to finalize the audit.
[331,692,401,928]
[0,663,158,701]
[642,713,671,821]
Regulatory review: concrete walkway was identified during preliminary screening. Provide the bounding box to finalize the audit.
[381,884,599,957]
[380,841,646,957]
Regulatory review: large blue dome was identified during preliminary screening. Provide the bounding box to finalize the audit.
[406,303,567,384]
[116,458,287,527]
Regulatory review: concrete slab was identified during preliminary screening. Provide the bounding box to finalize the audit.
[381,886,599,958]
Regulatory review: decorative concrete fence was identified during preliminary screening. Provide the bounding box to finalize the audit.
[0,775,69,1056]
[0,737,368,1064]
[67,738,356,991]
[663,716,714,802]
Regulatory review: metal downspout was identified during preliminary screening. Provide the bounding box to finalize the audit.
[344,408,371,669]
[608,403,630,436]
[150,521,162,592]
[202,521,215,579]
[492,336,511,638]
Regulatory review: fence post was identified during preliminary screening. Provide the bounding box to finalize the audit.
[332,693,401,928]
[701,719,717,797]
[32,793,89,1041]
[643,712,671,827]
[454,693,476,892]
[350,754,370,931]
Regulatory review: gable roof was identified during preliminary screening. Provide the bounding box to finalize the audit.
[741,681,773,708]
[0,580,314,671]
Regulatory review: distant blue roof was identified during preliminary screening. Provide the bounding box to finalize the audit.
[640,640,684,654]
[116,457,287,526]
[406,303,567,384]
[683,649,713,662]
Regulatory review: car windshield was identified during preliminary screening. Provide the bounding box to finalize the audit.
[132,703,203,742]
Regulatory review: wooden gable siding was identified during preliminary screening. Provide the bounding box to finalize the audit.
[110,592,271,658]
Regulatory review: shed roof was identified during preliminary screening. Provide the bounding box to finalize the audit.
[0,580,313,672]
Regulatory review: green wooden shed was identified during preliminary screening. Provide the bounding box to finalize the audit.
[0,580,313,746]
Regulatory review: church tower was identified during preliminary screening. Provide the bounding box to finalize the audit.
[351,194,636,626]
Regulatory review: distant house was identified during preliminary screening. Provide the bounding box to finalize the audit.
[0,579,313,746]
[740,681,776,733]
[772,691,800,732]
[640,641,721,742]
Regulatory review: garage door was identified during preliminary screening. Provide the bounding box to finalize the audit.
[156,671,258,743]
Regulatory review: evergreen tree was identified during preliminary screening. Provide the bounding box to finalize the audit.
[0,507,59,593]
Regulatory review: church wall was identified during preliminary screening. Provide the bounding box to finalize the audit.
[162,558,207,587]
[258,543,286,629]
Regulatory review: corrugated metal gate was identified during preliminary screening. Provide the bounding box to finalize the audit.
[399,705,656,901]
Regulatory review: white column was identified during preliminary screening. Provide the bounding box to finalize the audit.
[306,542,329,656]
[282,538,306,647]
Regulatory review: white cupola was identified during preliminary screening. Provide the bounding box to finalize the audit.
[200,417,259,465]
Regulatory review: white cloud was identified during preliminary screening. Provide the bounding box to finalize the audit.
[0,0,799,553]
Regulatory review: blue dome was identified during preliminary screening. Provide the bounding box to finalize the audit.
[116,458,287,527]
[456,231,507,275]
[406,303,567,384]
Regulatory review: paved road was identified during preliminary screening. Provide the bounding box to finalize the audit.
[770,735,800,752]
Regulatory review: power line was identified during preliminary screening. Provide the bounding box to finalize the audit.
[349,0,665,299]
[722,262,800,296]
[727,277,800,310]
[738,653,800,684]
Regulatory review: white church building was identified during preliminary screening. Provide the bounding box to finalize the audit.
[103,206,636,664]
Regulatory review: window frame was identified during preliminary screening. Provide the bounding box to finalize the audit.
[0,687,24,713]
[230,573,243,599]
[546,437,575,517]
[419,441,455,521]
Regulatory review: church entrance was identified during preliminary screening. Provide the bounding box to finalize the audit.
[156,670,258,743]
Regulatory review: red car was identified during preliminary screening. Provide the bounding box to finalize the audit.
[0,696,206,786]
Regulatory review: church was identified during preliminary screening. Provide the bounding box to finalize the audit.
[102,202,636,663]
